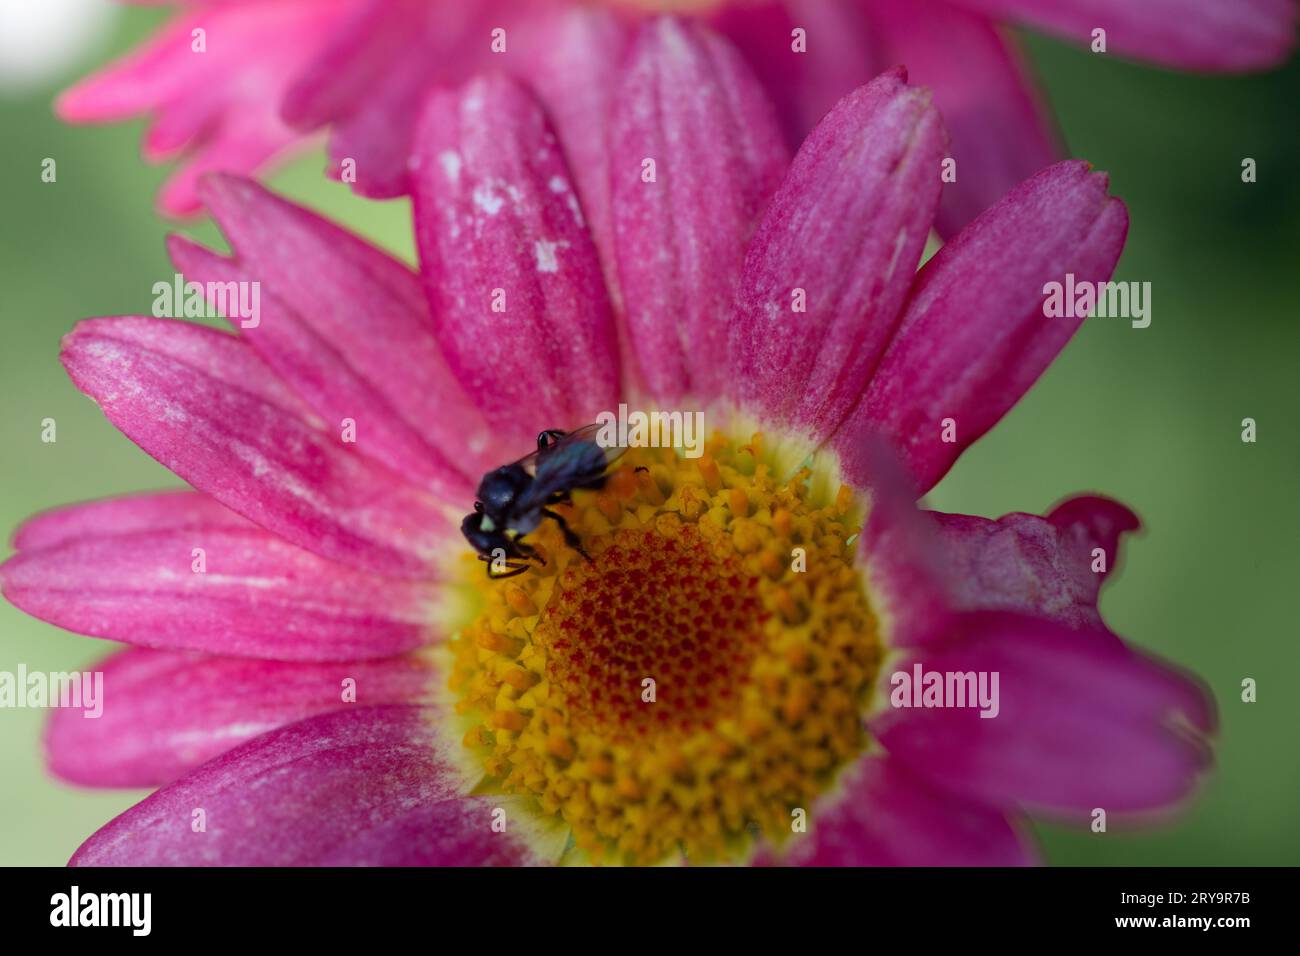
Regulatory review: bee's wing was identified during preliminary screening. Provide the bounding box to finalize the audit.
[512,423,626,476]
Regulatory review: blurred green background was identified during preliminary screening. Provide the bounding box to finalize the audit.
[1,7,1297,866]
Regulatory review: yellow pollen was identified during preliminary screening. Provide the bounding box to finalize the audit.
[446,430,880,865]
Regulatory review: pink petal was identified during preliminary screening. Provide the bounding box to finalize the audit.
[313,793,543,866]
[711,0,882,148]
[152,105,309,219]
[281,0,437,131]
[46,648,436,788]
[411,74,620,447]
[57,1,350,216]
[60,317,451,577]
[769,755,1035,865]
[170,175,495,492]
[298,0,508,198]
[194,175,494,462]
[58,2,347,121]
[951,0,1297,70]
[934,495,1140,627]
[834,160,1129,494]
[1048,494,1143,570]
[168,235,467,498]
[69,706,542,866]
[728,68,945,440]
[862,0,1059,236]
[1,517,441,662]
[512,7,633,314]
[13,490,252,552]
[872,610,1217,816]
[855,446,1141,644]
[855,437,957,649]
[610,17,790,403]
[58,310,314,417]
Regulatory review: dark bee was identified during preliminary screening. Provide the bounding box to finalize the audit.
[461,424,627,579]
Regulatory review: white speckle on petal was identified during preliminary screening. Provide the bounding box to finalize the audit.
[567,194,585,226]
[439,150,462,183]
[548,175,585,226]
[534,239,560,273]
[472,183,504,215]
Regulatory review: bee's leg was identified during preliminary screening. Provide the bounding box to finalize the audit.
[478,554,533,579]
[546,489,573,506]
[542,508,592,561]
[511,539,541,562]
[487,563,532,579]
[537,429,567,450]
[507,539,547,568]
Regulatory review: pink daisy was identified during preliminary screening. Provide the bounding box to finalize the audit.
[8,20,1213,865]
[59,0,1296,232]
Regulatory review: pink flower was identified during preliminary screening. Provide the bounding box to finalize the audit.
[8,21,1213,865]
[59,0,1296,230]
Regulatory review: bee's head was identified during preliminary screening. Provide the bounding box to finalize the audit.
[475,464,530,518]
[460,509,500,556]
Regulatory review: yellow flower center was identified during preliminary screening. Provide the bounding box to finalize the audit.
[444,429,880,865]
